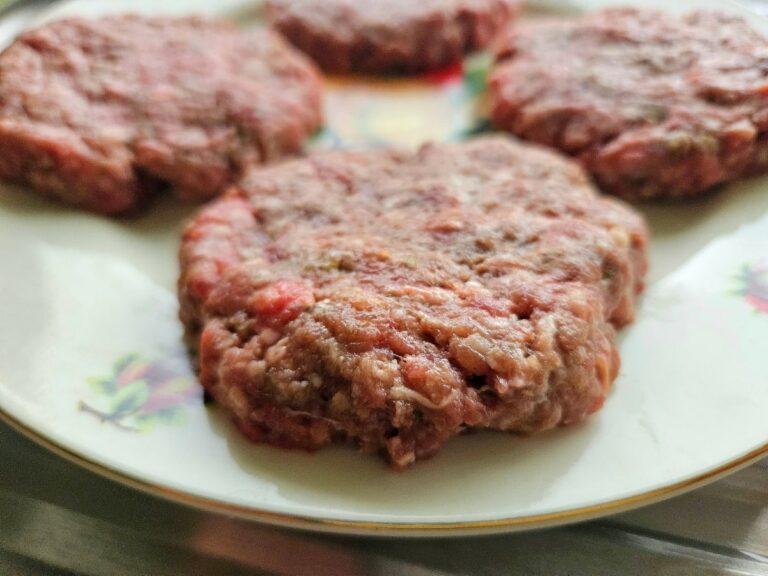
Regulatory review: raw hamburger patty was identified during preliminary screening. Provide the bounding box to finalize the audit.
[179,137,648,468]
[266,0,521,74]
[489,8,768,200]
[0,16,323,215]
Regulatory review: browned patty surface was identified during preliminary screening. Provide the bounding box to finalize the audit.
[0,15,323,215]
[490,8,768,200]
[179,137,648,468]
[267,0,521,74]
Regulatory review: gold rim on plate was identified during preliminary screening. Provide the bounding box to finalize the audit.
[2,406,767,536]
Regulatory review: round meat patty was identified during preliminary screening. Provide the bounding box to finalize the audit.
[179,136,648,468]
[266,0,521,74]
[489,9,768,200]
[0,16,323,215]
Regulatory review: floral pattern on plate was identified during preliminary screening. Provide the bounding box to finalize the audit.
[80,353,201,432]
[313,55,491,150]
[737,258,768,314]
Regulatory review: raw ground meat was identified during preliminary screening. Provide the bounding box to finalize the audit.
[490,8,768,200]
[0,15,323,214]
[267,0,521,74]
[179,136,648,468]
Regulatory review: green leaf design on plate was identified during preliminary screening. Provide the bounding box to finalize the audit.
[133,407,186,432]
[87,376,115,395]
[109,380,150,419]
[80,353,201,433]
[113,353,140,375]
[464,53,492,97]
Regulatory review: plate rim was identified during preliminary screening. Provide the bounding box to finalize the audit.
[3,406,767,537]
[3,0,768,539]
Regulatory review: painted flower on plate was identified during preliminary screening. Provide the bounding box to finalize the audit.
[80,353,201,432]
[737,258,768,314]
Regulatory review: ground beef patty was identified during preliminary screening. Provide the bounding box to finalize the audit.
[179,137,648,468]
[0,16,323,215]
[266,0,521,74]
[490,9,768,200]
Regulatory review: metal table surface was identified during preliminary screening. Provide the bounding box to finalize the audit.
[1,1,768,574]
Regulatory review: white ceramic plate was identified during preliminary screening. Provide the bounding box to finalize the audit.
[1,0,767,537]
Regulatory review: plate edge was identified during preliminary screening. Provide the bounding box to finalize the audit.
[2,407,767,538]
